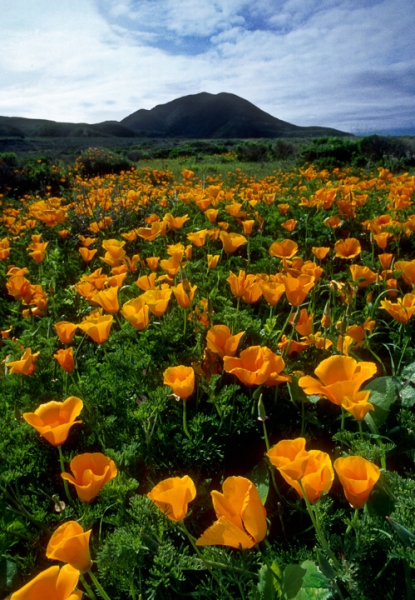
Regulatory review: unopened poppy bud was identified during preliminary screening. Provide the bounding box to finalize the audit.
[257,394,268,422]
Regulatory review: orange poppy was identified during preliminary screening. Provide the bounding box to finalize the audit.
[281,219,298,232]
[242,220,255,235]
[394,260,415,286]
[334,456,380,509]
[269,239,298,259]
[196,476,267,549]
[312,247,330,260]
[6,348,39,376]
[187,230,208,247]
[135,273,158,291]
[77,314,113,344]
[140,288,172,317]
[259,280,285,306]
[207,254,220,270]
[92,287,119,314]
[205,208,218,223]
[282,273,315,306]
[163,213,190,230]
[23,396,83,446]
[341,391,374,421]
[61,452,117,503]
[54,322,77,345]
[10,564,81,600]
[46,521,92,573]
[163,365,195,399]
[267,438,334,503]
[160,255,181,277]
[290,308,313,336]
[206,325,245,359]
[172,282,197,309]
[53,348,75,374]
[380,294,415,324]
[298,355,377,406]
[147,475,196,521]
[146,256,160,271]
[219,231,247,254]
[78,247,97,262]
[334,238,361,259]
[350,265,378,288]
[224,346,289,387]
[121,297,150,330]
[378,253,393,269]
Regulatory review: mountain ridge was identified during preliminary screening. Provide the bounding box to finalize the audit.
[0,92,350,139]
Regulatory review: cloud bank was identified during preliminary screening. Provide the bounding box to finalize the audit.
[0,0,414,134]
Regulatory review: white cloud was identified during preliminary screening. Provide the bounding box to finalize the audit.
[0,0,413,133]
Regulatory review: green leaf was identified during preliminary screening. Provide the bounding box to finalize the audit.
[257,561,282,600]
[245,459,270,505]
[281,561,331,600]
[0,558,18,591]
[400,384,415,408]
[364,376,398,427]
[400,361,415,384]
[386,516,415,547]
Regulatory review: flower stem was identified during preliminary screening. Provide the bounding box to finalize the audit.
[80,574,97,600]
[180,521,234,600]
[88,569,112,600]
[58,446,72,504]
[182,399,191,441]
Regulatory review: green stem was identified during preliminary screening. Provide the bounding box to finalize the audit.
[180,521,234,600]
[340,407,345,431]
[182,399,191,441]
[80,574,97,600]
[183,308,188,336]
[345,508,359,536]
[403,558,414,600]
[273,305,293,347]
[298,480,342,572]
[88,569,112,600]
[58,446,72,504]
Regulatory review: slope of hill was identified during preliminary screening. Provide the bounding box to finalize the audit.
[120,92,349,138]
[0,92,350,140]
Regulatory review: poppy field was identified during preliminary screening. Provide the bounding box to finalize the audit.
[1,150,415,599]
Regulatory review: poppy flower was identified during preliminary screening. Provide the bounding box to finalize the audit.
[140,289,172,317]
[350,265,377,288]
[281,219,297,232]
[147,475,196,522]
[46,521,92,573]
[298,355,377,406]
[54,322,77,345]
[61,453,117,503]
[187,230,208,247]
[334,238,361,259]
[290,308,313,336]
[6,348,40,376]
[219,231,247,254]
[121,297,150,329]
[160,255,181,277]
[312,247,330,260]
[163,365,195,399]
[163,213,190,230]
[6,275,33,303]
[380,294,415,324]
[334,456,380,509]
[267,438,334,503]
[10,564,81,600]
[78,248,97,263]
[205,208,218,223]
[282,273,315,306]
[101,239,126,260]
[259,280,285,306]
[207,254,220,270]
[242,220,255,235]
[78,314,113,344]
[341,391,374,421]
[135,273,158,291]
[91,287,119,314]
[172,282,197,309]
[196,476,267,549]
[27,241,49,264]
[224,346,288,387]
[269,239,298,259]
[394,260,415,286]
[206,325,245,359]
[378,253,393,269]
[226,271,262,303]
[146,256,160,271]
[54,348,75,374]
[23,396,83,446]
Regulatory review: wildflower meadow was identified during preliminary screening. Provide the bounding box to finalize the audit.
[1,146,415,599]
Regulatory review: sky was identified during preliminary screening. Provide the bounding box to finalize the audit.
[1,0,414,135]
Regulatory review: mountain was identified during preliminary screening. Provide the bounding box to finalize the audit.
[0,92,350,139]
[120,92,350,138]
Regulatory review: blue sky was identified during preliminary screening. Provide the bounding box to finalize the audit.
[1,0,414,134]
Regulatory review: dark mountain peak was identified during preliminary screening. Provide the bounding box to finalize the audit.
[120,92,349,138]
